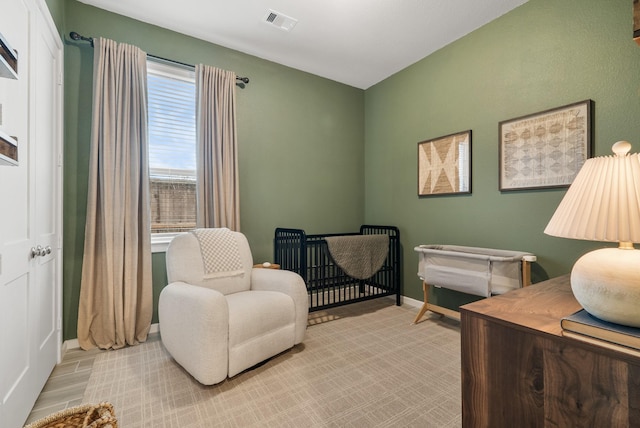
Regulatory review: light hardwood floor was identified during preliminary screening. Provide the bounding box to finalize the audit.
[25,333,162,425]
[25,301,457,427]
[24,306,354,424]
[24,345,101,425]
[25,337,160,425]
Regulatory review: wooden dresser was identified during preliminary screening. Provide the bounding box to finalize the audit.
[460,274,640,428]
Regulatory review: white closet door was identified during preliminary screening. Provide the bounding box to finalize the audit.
[0,0,63,426]
[30,0,62,394]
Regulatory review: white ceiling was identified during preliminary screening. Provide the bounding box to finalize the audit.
[78,0,528,89]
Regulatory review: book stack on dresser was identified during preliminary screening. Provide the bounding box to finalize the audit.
[561,309,640,357]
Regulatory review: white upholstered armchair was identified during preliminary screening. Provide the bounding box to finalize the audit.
[159,228,308,385]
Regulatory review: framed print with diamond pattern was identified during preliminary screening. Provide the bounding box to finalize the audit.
[418,130,471,197]
[499,100,592,191]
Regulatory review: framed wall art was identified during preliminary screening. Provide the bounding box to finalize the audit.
[418,130,471,196]
[499,100,592,191]
[635,0,640,45]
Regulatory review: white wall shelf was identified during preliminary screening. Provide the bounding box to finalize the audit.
[0,31,18,79]
[0,128,18,165]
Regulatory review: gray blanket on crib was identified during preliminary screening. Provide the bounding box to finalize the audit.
[325,234,389,280]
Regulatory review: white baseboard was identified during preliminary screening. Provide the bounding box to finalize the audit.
[398,294,423,310]
[62,323,160,353]
[60,297,422,355]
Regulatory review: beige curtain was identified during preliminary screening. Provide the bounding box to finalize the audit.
[78,38,152,350]
[195,64,240,230]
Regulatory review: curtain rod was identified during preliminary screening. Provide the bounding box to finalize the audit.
[69,31,250,84]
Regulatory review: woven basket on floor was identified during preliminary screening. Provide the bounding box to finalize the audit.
[24,402,117,428]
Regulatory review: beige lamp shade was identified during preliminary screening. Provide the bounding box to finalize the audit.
[544,141,640,327]
[544,141,640,244]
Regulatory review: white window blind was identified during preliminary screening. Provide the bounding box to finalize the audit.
[147,59,197,235]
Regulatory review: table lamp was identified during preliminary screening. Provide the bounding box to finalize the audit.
[544,141,640,327]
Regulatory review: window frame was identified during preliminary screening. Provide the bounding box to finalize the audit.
[146,58,197,253]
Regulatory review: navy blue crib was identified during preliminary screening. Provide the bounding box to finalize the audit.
[274,225,401,311]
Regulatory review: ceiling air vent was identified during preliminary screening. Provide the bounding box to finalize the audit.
[264,9,298,32]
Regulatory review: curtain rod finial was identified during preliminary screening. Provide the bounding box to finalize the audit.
[70,31,94,46]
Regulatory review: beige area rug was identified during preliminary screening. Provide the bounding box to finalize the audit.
[83,299,461,427]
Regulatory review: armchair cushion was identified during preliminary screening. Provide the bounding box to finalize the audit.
[227,290,295,377]
[166,230,252,295]
[251,268,308,344]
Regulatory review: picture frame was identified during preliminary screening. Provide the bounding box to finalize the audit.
[634,0,640,44]
[418,130,471,196]
[499,100,592,191]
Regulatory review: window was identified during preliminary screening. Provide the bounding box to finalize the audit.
[147,59,196,251]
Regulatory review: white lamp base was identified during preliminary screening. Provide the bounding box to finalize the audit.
[571,247,640,328]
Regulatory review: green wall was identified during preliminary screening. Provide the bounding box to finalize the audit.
[364,0,640,307]
[52,0,640,341]
[44,0,65,37]
[59,1,365,340]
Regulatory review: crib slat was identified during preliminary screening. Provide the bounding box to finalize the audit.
[275,225,401,312]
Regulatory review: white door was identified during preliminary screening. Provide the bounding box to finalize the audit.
[0,0,63,426]
[30,1,63,395]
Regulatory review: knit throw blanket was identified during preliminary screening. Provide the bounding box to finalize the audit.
[191,228,244,279]
[325,234,389,280]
